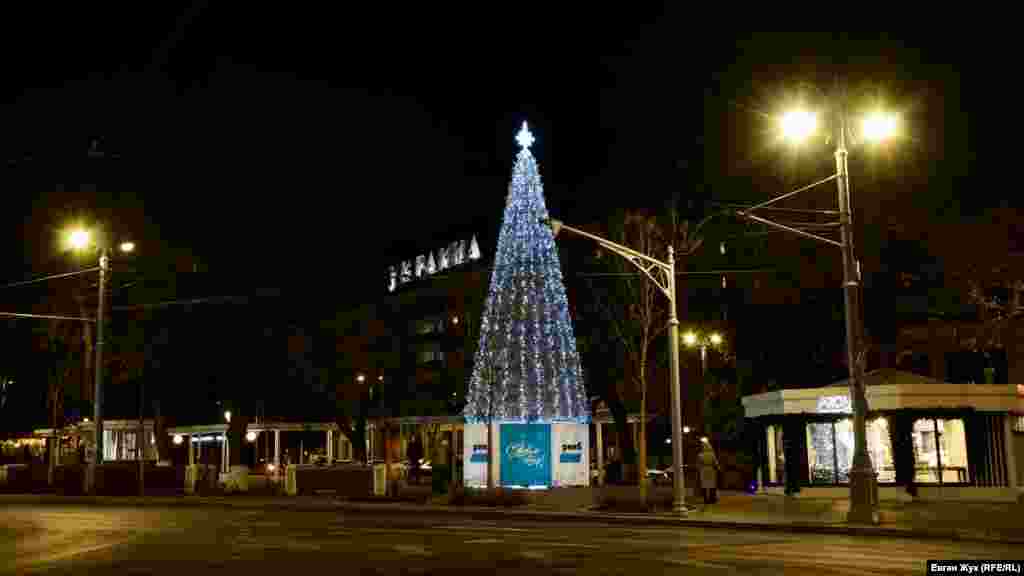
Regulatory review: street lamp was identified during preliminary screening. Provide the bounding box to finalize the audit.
[682,330,724,378]
[735,83,898,524]
[543,217,689,515]
[65,226,135,477]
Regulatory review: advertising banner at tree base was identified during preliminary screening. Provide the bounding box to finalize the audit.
[462,423,494,488]
[552,422,589,487]
[500,423,550,488]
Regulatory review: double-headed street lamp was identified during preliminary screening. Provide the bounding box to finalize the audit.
[682,330,724,378]
[66,227,136,475]
[736,83,898,524]
[543,217,689,515]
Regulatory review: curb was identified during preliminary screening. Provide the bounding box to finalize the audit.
[3,495,1021,545]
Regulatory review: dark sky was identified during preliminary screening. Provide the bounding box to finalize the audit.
[2,8,992,309]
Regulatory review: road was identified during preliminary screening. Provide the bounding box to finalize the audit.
[1,504,1018,575]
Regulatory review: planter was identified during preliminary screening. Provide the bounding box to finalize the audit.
[220,465,250,493]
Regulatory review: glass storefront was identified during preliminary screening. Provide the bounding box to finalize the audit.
[912,418,969,484]
[805,417,895,485]
[867,418,896,483]
[765,424,785,484]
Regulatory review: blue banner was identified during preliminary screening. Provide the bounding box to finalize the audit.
[500,423,550,487]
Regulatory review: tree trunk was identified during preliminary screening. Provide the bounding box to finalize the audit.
[228,413,250,468]
[338,415,367,465]
[383,422,393,495]
[152,400,172,464]
[609,397,634,484]
[639,373,648,502]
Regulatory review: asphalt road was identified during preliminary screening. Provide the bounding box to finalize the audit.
[2,504,1018,575]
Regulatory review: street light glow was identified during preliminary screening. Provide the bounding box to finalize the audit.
[780,109,817,142]
[119,241,135,253]
[224,410,231,423]
[709,333,723,346]
[862,111,898,142]
[173,434,183,445]
[246,431,257,442]
[67,228,91,251]
[683,331,697,347]
[357,374,365,383]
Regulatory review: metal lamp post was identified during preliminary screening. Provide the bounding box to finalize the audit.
[682,330,724,379]
[543,217,689,514]
[67,229,135,493]
[735,82,897,524]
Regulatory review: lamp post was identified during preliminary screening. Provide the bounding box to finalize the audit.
[735,82,897,524]
[682,330,724,379]
[66,227,135,491]
[543,217,689,514]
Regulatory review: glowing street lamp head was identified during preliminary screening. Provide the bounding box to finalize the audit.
[709,333,723,346]
[246,431,257,442]
[357,374,365,383]
[173,434,184,445]
[119,241,135,253]
[862,111,898,142]
[224,410,231,423]
[67,228,92,251]
[683,331,697,347]
[780,109,817,143]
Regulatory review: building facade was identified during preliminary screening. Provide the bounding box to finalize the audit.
[742,369,1023,501]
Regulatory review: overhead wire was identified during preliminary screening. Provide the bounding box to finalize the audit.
[0,267,100,290]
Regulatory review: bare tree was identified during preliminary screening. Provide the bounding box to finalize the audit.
[585,205,714,500]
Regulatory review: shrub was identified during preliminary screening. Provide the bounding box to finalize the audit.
[448,487,528,507]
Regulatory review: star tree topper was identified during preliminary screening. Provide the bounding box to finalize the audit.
[516,121,535,149]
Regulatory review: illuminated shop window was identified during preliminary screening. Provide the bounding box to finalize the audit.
[806,417,895,484]
[766,425,785,484]
[912,418,969,484]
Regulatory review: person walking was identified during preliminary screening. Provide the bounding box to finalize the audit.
[699,437,720,504]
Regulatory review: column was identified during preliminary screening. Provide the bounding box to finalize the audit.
[188,436,194,466]
[595,421,604,486]
[196,436,202,464]
[1005,415,1018,489]
[274,429,280,467]
[327,429,334,465]
[222,433,229,474]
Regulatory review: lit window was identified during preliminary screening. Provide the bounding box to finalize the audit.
[806,417,894,485]
[1013,415,1024,433]
[765,425,785,484]
[912,418,969,484]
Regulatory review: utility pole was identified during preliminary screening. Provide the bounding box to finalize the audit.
[138,376,145,496]
[734,79,892,524]
[544,218,689,515]
[834,92,876,524]
[93,248,109,482]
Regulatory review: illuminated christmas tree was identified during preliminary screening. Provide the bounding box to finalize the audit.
[463,122,589,424]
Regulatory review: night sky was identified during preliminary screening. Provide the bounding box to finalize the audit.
[4,11,991,303]
[1,8,1006,428]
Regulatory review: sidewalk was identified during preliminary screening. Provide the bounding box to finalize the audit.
[3,490,1022,545]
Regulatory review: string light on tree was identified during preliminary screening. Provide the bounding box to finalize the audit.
[463,121,589,424]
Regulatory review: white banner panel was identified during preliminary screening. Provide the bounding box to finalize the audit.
[463,423,502,488]
[463,423,488,488]
[551,423,590,487]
